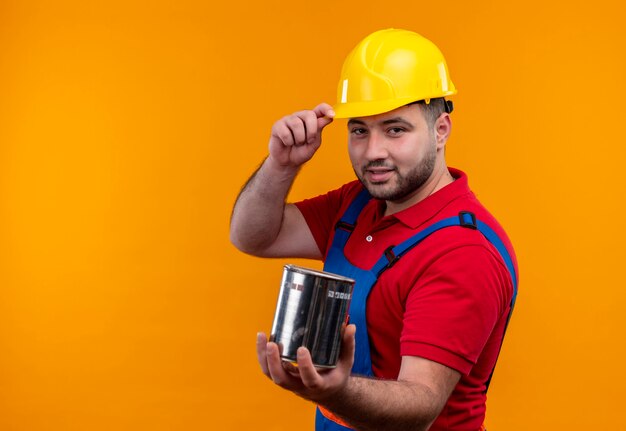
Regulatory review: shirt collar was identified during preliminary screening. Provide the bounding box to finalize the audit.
[385,167,471,229]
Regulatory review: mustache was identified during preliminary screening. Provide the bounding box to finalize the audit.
[363,160,396,170]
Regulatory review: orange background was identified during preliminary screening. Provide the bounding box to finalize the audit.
[1,0,625,429]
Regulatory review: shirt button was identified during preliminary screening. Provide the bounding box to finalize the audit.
[366,235,373,242]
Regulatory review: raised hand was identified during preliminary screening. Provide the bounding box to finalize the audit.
[268,103,335,168]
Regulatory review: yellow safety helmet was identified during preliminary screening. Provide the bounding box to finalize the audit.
[333,28,456,119]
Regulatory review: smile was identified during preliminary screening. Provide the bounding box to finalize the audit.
[364,168,395,183]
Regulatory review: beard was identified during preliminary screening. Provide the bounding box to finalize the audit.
[354,143,437,202]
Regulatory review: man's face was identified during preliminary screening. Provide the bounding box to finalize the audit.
[347,104,438,203]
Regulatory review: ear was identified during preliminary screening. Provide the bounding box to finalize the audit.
[434,113,452,150]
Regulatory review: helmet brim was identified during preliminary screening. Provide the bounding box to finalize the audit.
[332,91,457,119]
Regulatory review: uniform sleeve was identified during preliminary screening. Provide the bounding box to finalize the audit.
[400,244,511,375]
[294,182,360,257]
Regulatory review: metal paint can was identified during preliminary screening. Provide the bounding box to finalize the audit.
[270,264,355,368]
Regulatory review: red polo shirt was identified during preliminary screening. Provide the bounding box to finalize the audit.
[295,168,517,431]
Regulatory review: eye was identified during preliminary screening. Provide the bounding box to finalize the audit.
[387,127,405,136]
[350,127,368,136]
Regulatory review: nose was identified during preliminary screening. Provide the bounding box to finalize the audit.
[363,130,389,161]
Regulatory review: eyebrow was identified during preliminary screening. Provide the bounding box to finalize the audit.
[381,117,414,128]
[347,117,414,129]
[347,119,366,127]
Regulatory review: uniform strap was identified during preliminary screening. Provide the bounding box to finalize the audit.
[328,188,372,256]
[371,212,518,306]
[334,188,371,230]
[370,216,462,277]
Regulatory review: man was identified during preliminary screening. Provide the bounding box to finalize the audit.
[230,29,518,431]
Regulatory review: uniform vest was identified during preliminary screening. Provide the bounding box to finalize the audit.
[315,188,517,431]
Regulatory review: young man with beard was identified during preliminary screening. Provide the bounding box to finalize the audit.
[230,29,518,431]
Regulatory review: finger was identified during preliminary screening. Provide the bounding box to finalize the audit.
[285,115,307,146]
[337,324,356,373]
[266,341,295,387]
[272,121,295,147]
[296,346,324,390]
[297,111,319,145]
[313,102,335,130]
[256,332,270,377]
[313,102,335,119]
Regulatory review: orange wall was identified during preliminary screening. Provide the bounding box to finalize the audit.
[1,1,625,429]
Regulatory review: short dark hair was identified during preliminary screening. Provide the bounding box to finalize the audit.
[411,98,451,128]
